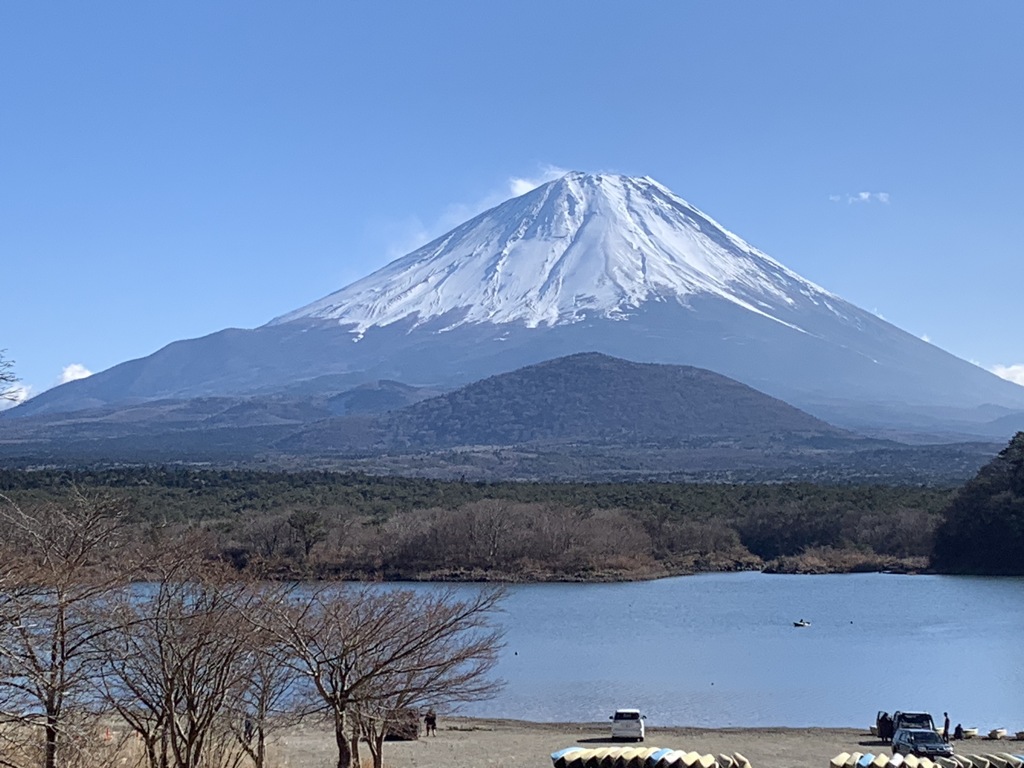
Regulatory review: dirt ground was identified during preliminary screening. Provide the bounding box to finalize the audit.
[272,718,1021,768]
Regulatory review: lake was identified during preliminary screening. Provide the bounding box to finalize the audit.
[412,573,1024,729]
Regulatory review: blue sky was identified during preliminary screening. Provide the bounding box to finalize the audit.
[3,1,1023,404]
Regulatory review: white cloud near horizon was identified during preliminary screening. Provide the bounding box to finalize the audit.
[0,363,94,411]
[59,363,93,384]
[383,165,569,261]
[0,383,32,410]
[991,363,1024,387]
[830,191,890,204]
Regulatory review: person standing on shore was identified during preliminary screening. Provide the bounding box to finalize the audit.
[425,710,437,736]
[943,712,950,742]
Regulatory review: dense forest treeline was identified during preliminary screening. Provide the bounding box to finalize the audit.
[931,431,1024,575]
[0,466,958,578]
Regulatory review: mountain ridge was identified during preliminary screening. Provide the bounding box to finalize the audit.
[0,353,1002,483]
[8,172,1024,438]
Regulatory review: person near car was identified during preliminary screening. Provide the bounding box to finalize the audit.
[943,712,950,742]
[880,712,894,743]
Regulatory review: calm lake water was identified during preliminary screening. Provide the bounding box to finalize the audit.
[407,573,1024,729]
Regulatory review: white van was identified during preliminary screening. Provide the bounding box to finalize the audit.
[609,708,645,742]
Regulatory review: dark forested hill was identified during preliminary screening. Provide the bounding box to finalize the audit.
[388,353,851,447]
[285,353,861,452]
[931,431,1024,574]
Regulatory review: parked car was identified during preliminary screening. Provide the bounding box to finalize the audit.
[609,709,645,742]
[892,711,936,732]
[892,728,953,758]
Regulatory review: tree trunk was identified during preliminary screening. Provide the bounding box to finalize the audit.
[161,725,170,768]
[145,736,160,768]
[334,715,352,768]
[373,733,386,768]
[44,718,58,768]
[256,726,266,768]
[349,731,362,768]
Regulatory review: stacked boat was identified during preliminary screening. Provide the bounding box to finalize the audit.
[830,753,1024,768]
[551,747,753,768]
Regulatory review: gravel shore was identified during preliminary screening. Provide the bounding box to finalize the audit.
[271,717,1005,768]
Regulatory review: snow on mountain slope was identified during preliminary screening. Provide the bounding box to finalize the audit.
[270,172,845,336]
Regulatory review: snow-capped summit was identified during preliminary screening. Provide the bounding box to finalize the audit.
[270,172,838,335]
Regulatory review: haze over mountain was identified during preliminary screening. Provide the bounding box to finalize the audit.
[1,353,996,484]
[11,172,1024,437]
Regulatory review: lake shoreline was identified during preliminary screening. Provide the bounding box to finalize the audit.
[369,554,932,584]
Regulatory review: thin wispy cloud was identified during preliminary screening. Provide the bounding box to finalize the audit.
[382,165,569,261]
[508,165,569,197]
[381,217,434,262]
[59,363,93,384]
[829,191,890,204]
[444,165,569,225]
[991,363,1024,387]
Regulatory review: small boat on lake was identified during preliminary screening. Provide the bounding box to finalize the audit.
[793,619,811,627]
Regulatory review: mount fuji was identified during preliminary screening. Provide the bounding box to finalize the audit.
[13,172,1024,436]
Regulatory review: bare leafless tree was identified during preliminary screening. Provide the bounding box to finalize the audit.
[240,514,292,561]
[348,695,417,768]
[224,633,308,768]
[94,549,255,768]
[287,508,326,561]
[252,584,504,768]
[1,350,19,402]
[0,490,132,768]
